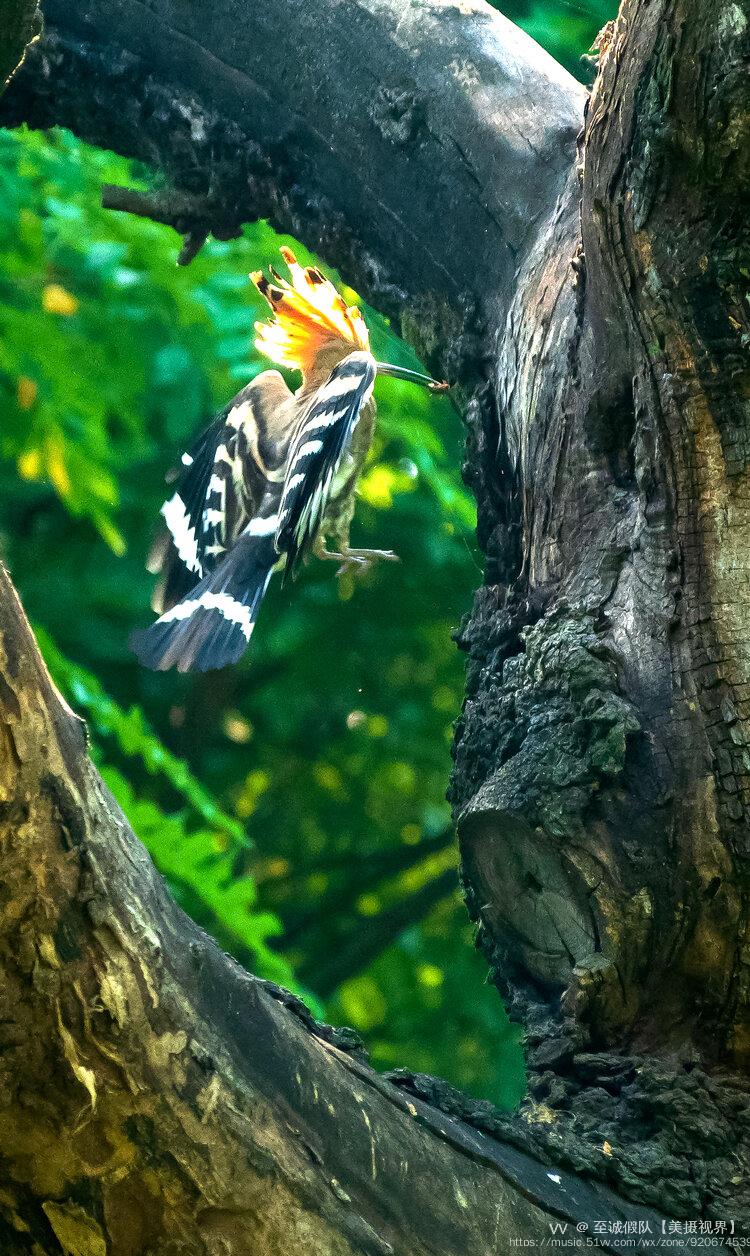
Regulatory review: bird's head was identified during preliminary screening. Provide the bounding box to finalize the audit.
[252,248,447,393]
[252,248,370,385]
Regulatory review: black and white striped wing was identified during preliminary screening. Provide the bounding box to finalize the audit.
[132,506,281,673]
[275,350,376,577]
[135,371,298,672]
[150,414,235,610]
[151,380,287,614]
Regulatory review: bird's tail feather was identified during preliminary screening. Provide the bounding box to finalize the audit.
[131,535,275,673]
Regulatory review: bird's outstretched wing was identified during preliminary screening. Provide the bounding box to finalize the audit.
[150,371,293,614]
[135,371,294,671]
[275,350,376,579]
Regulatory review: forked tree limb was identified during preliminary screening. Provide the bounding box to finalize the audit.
[2,0,750,1243]
[0,0,586,349]
[0,562,682,1253]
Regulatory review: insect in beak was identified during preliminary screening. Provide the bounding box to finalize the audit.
[376,362,449,392]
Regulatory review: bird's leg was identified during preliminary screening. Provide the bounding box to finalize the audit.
[341,546,400,566]
[313,537,356,566]
[313,537,399,576]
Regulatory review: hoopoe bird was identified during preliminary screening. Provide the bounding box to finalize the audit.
[131,247,446,673]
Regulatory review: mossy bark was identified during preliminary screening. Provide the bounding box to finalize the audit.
[453,0,750,1227]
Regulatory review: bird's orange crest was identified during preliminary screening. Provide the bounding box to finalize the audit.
[251,247,370,375]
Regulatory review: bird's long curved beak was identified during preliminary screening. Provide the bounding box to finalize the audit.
[376,362,449,392]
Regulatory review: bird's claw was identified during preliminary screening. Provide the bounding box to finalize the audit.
[336,556,368,577]
[339,548,400,576]
[315,541,400,576]
[325,548,400,577]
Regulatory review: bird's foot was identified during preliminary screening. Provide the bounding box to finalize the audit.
[336,548,400,576]
[315,543,400,577]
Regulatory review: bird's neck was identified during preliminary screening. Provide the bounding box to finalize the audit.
[297,343,367,399]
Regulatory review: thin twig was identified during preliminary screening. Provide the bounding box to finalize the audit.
[102,183,223,264]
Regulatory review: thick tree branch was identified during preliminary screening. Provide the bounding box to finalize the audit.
[0,563,682,1253]
[101,183,227,264]
[451,0,750,1227]
[0,0,586,365]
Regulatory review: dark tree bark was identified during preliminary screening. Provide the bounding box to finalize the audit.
[0,0,41,87]
[0,575,679,1255]
[1,0,748,1249]
[455,0,750,1225]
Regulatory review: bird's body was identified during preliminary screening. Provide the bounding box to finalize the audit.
[132,248,444,673]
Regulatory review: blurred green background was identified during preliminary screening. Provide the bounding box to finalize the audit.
[501,0,613,74]
[0,0,614,1108]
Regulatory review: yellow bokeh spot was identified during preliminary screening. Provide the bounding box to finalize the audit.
[17,448,41,480]
[401,823,421,845]
[399,845,458,895]
[223,711,253,744]
[366,714,388,738]
[313,762,346,798]
[359,464,399,509]
[47,437,72,498]
[236,768,271,818]
[17,376,38,411]
[338,975,386,1031]
[356,893,381,917]
[264,857,290,879]
[417,964,444,988]
[43,283,79,316]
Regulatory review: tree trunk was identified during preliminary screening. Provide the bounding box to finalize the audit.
[454,0,750,1225]
[1,0,748,1248]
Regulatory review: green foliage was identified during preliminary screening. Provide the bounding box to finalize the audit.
[102,765,296,989]
[0,3,605,1105]
[37,624,299,991]
[0,122,509,1098]
[39,626,245,847]
[493,0,616,79]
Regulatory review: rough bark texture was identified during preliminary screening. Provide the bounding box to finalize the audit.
[453,0,750,1227]
[0,0,585,370]
[1,0,749,1248]
[0,566,683,1253]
